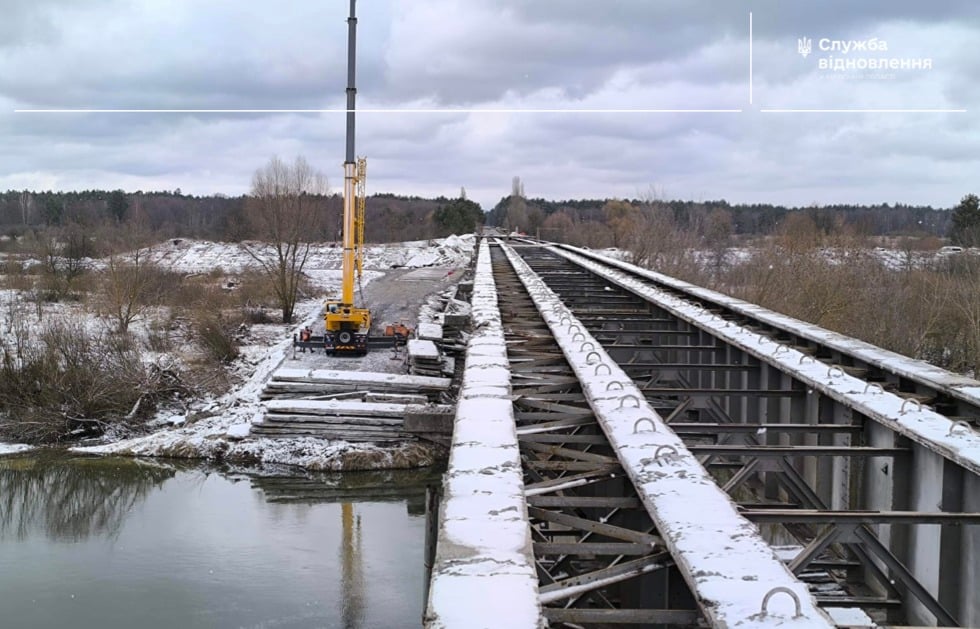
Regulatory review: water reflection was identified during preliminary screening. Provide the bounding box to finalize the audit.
[246,467,436,511]
[341,502,364,629]
[0,455,443,629]
[242,467,441,629]
[0,454,176,541]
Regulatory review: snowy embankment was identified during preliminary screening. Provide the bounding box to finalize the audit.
[63,234,476,470]
[0,443,32,456]
[137,234,476,273]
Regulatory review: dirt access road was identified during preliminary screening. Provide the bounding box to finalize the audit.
[289,265,465,373]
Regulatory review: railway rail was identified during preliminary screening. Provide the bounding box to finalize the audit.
[427,238,980,628]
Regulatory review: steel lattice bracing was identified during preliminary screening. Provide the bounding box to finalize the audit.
[498,242,834,628]
[429,237,980,627]
[508,240,980,627]
[492,245,705,627]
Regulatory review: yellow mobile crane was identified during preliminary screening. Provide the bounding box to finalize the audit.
[293,0,408,355]
[322,0,371,355]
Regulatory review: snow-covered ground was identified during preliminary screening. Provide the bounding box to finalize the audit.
[30,233,478,275]
[0,442,31,455]
[1,234,476,467]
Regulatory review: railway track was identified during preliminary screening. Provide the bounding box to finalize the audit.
[427,238,980,628]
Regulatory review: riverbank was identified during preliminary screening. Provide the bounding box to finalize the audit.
[2,236,474,469]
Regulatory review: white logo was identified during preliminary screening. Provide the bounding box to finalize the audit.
[798,37,812,58]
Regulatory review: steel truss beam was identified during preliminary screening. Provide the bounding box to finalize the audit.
[515,245,974,627]
[743,510,980,524]
[491,246,703,626]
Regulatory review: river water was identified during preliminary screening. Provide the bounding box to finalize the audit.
[0,453,440,629]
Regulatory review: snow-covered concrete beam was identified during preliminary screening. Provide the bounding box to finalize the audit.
[559,243,980,398]
[424,239,543,629]
[501,243,835,629]
[553,245,980,477]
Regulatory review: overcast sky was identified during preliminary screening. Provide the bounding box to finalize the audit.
[1,0,977,209]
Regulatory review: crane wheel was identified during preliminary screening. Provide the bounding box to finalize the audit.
[338,330,354,344]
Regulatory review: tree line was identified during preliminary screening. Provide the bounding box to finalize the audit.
[485,192,980,245]
[6,186,976,248]
[0,188,484,244]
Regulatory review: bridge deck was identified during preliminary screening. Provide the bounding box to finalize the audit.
[426,240,839,627]
[501,243,832,627]
[554,245,980,477]
[427,238,980,627]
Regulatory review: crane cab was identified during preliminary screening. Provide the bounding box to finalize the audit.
[324,301,371,355]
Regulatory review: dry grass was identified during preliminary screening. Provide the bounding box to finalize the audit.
[630,226,980,377]
[0,321,189,443]
[0,239,299,442]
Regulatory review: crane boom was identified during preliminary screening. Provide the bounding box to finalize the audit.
[323,0,371,354]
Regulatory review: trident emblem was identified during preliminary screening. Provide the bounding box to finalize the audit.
[797,37,812,58]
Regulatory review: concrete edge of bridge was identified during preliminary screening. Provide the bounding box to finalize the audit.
[424,239,544,629]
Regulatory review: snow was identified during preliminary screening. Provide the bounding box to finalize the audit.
[417,322,444,340]
[225,423,251,439]
[137,235,476,274]
[502,244,834,628]
[265,399,421,416]
[0,442,32,456]
[425,240,542,629]
[52,234,475,469]
[273,368,450,388]
[407,339,440,360]
[825,607,876,627]
[556,245,980,476]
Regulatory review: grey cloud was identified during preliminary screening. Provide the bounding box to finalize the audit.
[0,0,978,212]
[0,1,388,110]
[383,0,980,106]
[0,0,118,48]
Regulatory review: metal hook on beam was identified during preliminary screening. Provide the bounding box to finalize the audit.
[633,418,657,434]
[619,394,641,409]
[900,398,922,415]
[759,586,802,618]
[948,420,973,437]
[653,444,680,465]
[863,382,884,395]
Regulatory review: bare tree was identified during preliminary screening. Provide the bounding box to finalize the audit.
[101,239,156,334]
[93,203,160,334]
[36,222,91,300]
[244,156,328,324]
[703,208,734,274]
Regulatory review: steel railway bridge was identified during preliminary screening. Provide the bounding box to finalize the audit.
[423,238,980,628]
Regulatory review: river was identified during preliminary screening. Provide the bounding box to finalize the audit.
[0,453,440,629]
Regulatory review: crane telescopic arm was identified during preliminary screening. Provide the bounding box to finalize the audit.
[341,0,357,306]
[324,0,371,354]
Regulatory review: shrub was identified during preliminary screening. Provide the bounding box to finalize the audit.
[242,305,273,324]
[192,312,240,364]
[0,321,188,444]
